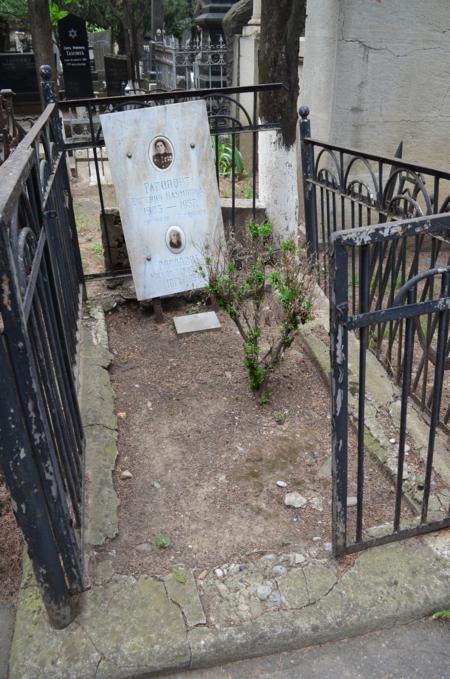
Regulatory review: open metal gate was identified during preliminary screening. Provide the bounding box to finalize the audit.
[330,214,450,556]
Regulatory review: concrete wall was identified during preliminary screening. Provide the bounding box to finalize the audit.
[302,0,450,169]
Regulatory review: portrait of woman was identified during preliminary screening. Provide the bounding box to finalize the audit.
[166,226,185,253]
[150,136,174,170]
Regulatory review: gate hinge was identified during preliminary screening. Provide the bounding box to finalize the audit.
[336,302,349,321]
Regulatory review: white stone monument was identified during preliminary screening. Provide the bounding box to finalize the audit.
[100,100,224,300]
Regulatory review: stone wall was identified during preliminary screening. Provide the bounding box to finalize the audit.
[302,0,450,168]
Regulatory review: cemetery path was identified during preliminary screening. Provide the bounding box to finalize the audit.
[96,296,404,580]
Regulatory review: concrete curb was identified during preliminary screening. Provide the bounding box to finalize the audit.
[8,300,450,679]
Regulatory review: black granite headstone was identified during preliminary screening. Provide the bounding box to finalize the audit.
[104,56,128,96]
[58,14,93,99]
[0,52,39,98]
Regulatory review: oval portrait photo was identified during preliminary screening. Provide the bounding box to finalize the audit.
[165,226,185,254]
[150,136,174,171]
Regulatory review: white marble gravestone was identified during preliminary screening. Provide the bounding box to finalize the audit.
[100,100,224,300]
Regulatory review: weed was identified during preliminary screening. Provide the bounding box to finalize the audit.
[432,609,450,620]
[280,537,291,546]
[243,184,253,200]
[168,408,176,416]
[258,388,273,405]
[213,137,244,177]
[198,223,314,396]
[274,410,287,424]
[156,535,171,549]
[174,568,188,584]
[90,241,104,257]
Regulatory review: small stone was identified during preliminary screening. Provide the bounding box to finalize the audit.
[313,536,321,542]
[120,470,133,480]
[260,554,276,561]
[117,411,127,419]
[214,568,224,578]
[152,480,161,489]
[269,590,282,605]
[272,565,287,576]
[256,583,273,601]
[324,542,332,552]
[284,492,308,508]
[293,553,306,564]
[216,582,229,599]
[238,603,249,612]
[198,570,208,580]
[276,480,288,488]
[347,496,357,507]
[135,542,152,553]
[225,371,232,379]
[390,438,396,444]
[404,444,411,453]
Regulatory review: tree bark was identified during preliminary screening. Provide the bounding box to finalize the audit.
[28,0,54,106]
[258,0,306,148]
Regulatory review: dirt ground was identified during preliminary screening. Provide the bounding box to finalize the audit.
[97,295,403,578]
[0,481,23,602]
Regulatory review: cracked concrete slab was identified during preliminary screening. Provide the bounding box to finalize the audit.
[81,305,119,547]
[164,570,207,628]
[9,574,190,679]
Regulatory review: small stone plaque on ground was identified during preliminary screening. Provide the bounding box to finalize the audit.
[100,100,224,300]
[174,312,221,335]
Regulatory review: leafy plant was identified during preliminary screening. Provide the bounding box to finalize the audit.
[90,241,103,256]
[280,537,291,546]
[156,535,171,549]
[214,137,244,177]
[258,388,273,405]
[243,184,254,200]
[174,568,188,584]
[275,409,287,424]
[198,223,314,395]
[432,609,450,620]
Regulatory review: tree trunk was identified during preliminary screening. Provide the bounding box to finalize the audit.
[28,0,54,106]
[258,0,306,147]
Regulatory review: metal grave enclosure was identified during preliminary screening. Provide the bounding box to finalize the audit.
[100,100,224,300]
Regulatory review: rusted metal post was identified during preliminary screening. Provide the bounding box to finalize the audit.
[330,235,349,556]
[299,106,318,262]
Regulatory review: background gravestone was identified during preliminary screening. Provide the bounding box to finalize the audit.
[58,14,93,99]
[100,100,225,300]
[0,53,39,103]
[104,56,128,96]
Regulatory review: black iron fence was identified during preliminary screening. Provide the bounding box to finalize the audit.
[300,106,450,432]
[0,73,85,627]
[330,214,450,556]
[57,81,286,279]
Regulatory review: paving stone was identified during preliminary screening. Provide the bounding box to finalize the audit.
[174,312,221,335]
[164,569,207,627]
[276,569,309,609]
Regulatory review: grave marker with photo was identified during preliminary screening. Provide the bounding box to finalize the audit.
[100,100,224,300]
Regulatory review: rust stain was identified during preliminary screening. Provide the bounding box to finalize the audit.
[1,273,12,310]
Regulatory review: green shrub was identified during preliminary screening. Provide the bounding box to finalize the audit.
[198,223,314,395]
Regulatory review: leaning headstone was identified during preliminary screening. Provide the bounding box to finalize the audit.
[100,100,224,300]
[104,56,128,96]
[58,14,93,99]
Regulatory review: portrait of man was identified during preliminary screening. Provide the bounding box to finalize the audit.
[151,137,173,170]
[166,226,185,253]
